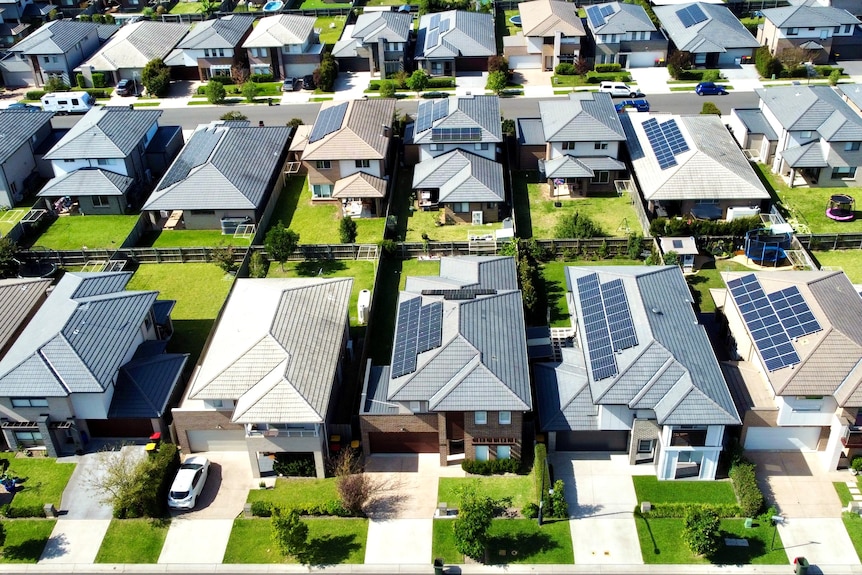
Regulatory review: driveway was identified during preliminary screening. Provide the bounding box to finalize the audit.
[158,519,234,564]
[747,451,844,518]
[628,67,671,95]
[333,71,371,101]
[59,446,145,519]
[170,450,252,520]
[39,520,111,564]
[455,72,487,96]
[514,69,554,98]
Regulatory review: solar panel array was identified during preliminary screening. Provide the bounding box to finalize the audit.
[602,279,638,351]
[619,114,644,160]
[391,298,444,377]
[440,18,450,32]
[587,6,605,28]
[415,99,449,133]
[430,13,440,28]
[420,288,497,299]
[427,29,439,48]
[677,4,707,28]
[431,127,482,142]
[642,117,689,170]
[576,273,639,381]
[308,102,348,143]
[600,5,614,17]
[418,301,443,352]
[727,274,801,372]
[767,285,822,339]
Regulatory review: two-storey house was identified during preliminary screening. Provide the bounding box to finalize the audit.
[758,4,860,64]
[360,256,532,465]
[241,14,322,79]
[333,10,411,76]
[505,0,585,71]
[0,0,51,48]
[415,10,495,76]
[173,277,353,479]
[165,15,255,81]
[0,109,53,208]
[585,2,668,68]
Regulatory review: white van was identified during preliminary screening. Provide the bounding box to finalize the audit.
[40,91,94,114]
[598,82,644,98]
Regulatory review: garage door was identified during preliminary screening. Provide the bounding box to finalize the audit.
[744,427,821,451]
[369,432,438,453]
[626,51,664,68]
[508,55,542,70]
[187,430,247,452]
[555,431,630,451]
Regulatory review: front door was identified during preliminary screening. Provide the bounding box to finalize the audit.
[447,412,464,454]
[618,54,628,69]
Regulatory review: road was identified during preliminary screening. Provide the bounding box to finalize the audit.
[50,93,761,131]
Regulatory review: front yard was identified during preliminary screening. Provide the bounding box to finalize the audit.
[31,215,139,250]
[835,481,862,561]
[438,476,534,511]
[223,518,368,563]
[633,476,736,504]
[246,477,339,509]
[0,453,75,511]
[432,518,573,564]
[94,519,169,563]
[0,519,56,563]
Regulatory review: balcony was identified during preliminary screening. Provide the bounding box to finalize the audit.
[841,421,862,447]
[246,424,319,438]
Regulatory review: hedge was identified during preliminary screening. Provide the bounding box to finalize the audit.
[91,72,106,89]
[649,216,762,238]
[594,63,622,73]
[461,458,521,475]
[637,502,743,518]
[250,73,274,82]
[26,90,46,101]
[370,76,454,90]
[249,500,352,518]
[533,443,551,510]
[729,461,764,517]
[420,91,449,99]
[0,503,45,518]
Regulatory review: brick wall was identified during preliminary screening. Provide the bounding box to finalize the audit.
[628,418,660,466]
[172,409,243,454]
[464,411,524,461]
[359,412,442,454]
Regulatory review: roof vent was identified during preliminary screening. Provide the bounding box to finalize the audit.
[650,307,662,315]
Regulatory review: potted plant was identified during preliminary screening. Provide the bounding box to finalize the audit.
[850,456,862,475]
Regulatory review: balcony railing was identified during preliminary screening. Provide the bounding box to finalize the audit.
[842,421,862,447]
[246,425,318,438]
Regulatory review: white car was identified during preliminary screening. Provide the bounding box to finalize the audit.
[168,456,210,509]
[599,81,644,98]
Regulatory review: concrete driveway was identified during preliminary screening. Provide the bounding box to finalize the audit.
[333,71,371,101]
[628,67,671,95]
[514,69,554,97]
[456,72,488,96]
[158,518,234,564]
[747,451,844,518]
[39,519,111,564]
[58,446,146,519]
[170,450,252,520]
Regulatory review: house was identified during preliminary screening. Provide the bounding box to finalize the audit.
[0,272,187,457]
[165,15,255,81]
[534,265,740,480]
[534,92,627,196]
[39,106,183,215]
[0,109,54,208]
[716,270,862,472]
[0,0,52,48]
[415,10,495,76]
[142,121,291,231]
[359,256,532,465]
[622,112,770,218]
[405,94,502,164]
[241,14,323,80]
[584,2,668,68]
[297,99,395,217]
[653,2,759,67]
[504,0,585,71]
[758,4,861,64]
[0,20,108,88]
[333,10,411,76]
[729,86,862,187]
[172,277,353,479]
[77,21,190,86]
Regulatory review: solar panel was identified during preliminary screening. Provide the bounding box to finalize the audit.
[660,119,690,155]
[417,302,443,353]
[430,13,440,28]
[601,278,638,351]
[416,101,433,133]
[643,118,677,170]
[619,114,644,161]
[308,102,348,143]
[686,4,707,25]
[431,127,482,142]
[672,239,683,249]
[432,99,449,123]
[391,298,421,377]
[421,288,496,298]
[427,29,439,47]
[768,286,822,339]
[600,5,615,17]
[440,18,450,33]
[577,273,618,381]
[587,6,605,28]
[677,6,695,28]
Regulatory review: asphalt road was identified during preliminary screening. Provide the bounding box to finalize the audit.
[50,92,761,131]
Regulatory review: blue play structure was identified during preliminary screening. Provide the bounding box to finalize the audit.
[745,228,791,264]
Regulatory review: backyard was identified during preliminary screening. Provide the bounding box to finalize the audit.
[169,1,203,13]
[0,208,27,236]
[223,518,368,563]
[433,518,573,564]
[685,259,754,313]
[0,519,56,563]
[30,215,139,250]
[315,16,347,45]
[810,250,862,283]
[144,229,252,248]
[95,519,169,563]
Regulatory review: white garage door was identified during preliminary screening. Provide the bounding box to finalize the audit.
[508,55,542,70]
[187,430,247,452]
[626,51,664,68]
[744,427,821,451]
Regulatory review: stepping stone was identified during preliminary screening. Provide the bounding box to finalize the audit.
[852,495,862,501]
[847,481,857,487]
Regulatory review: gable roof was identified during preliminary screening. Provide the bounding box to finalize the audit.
[412,149,504,203]
[43,106,161,160]
[585,1,657,34]
[539,92,626,142]
[352,10,411,43]
[10,20,98,54]
[755,85,862,142]
[79,21,190,71]
[411,95,502,145]
[302,98,395,161]
[178,14,254,50]
[143,122,290,212]
[654,2,759,52]
[332,171,387,199]
[0,109,53,164]
[38,168,133,198]
[762,4,860,27]
[415,10,495,59]
[187,278,352,424]
[242,14,316,47]
[0,278,51,355]
[518,0,586,37]
[623,113,770,202]
[0,272,161,398]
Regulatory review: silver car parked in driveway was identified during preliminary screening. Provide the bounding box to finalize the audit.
[168,456,210,510]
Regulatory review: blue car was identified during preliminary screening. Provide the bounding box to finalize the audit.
[615,99,650,112]
[695,82,728,96]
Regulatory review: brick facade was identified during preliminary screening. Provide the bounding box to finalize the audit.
[464,410,524,461]
[628,418,660,466]
[172,408,243,454]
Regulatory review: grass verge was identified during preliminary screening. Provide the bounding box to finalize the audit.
[0,519,56,563]
[223,517,367,563]
[95,518,170,563]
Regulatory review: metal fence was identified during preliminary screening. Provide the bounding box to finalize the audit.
[795,234,862,251]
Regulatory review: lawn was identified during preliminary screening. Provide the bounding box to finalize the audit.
[503,9,520,37]
[365,0,404,4]
[0,453,75,510]
[811,250,862,283]
[0,519,56,563]
[438,476,534,511]
[315,16,347,45]
[223,518,368,564]
[126,263,233,366]
[169,1,203,13]
[432,518,573,564]
[246,477,339,508]
[94,519,169,563]
[686,259,753,313]
[34,215,139,250]
[632,476,736,504]
[399,259,440,289]
[843,512,862,561]
[146,229,252,248]
[264,260,376,327]
[404,209,504,242]
[635,516,787,564]
[270,177,386,244]
[0,208,27,236]
[513,172,641,239]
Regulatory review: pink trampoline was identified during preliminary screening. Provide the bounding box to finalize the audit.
[826,194,855,221]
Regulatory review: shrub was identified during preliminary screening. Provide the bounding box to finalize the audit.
[339,216,357,243]
[251,500,275,517]
[426,77,454,89]
[210,244,236,273]
[113,443,180,519]
[488,55,508,74]
[548,479,568,518]
[271,508,308,559]
[420,91,448,99]
[43,77,69,92]
[379,80,396,98]
[76,73,86,88]
[273,452,315,477]
[594,63,622,73]
[206,81,227,104]
[91,72,106,88]
[0,503,45,518]
[663,250,680,266]
[755,46,782,78]
[729,461,764,517]
[242,81,259,103]
[461,458,521,475]
[626,234,644,260]
[521,502,539,519]
[638,502,743,518]
[82,88,108,99]
[250,73,274,83]
[702,69,720,82]
[648,216,761,238]
[337,473,372,515]
[701,102,721,116]
[554,211,603,239]
[406,70,429,92]
[830,69,841,86]
[249,250,268,278]
[251,500,353,518]
[815,65,842,76]
[683,508,720,556]
[555,62,576,75]
[26,90,46,101]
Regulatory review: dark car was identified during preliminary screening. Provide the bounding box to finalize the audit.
[615,98,650,112]
[695,82,728,96]
[115,78,134,96]
[7,102,40,111]
[302,74,316,90]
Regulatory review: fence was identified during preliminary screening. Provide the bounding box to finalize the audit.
[794,234,862,251]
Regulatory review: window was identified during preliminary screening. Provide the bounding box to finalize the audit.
[496,446,511,460]
[208,399,224,408]
[453,202,470,213]
[218,48,225,57]
[799,130,813,139]
[71,99,79,106]
[474,445,489,461]
[498,411,511,425]
[846,142,861,151]
[92,196,110,207]
[144,316,151,331]
[592,171,610,184]
[845,25,853,34]
[474,411,487,425]
[475,143,489,151]
[486,203,496,209]
[594,142,608,150]
[832,166,857,179]
[562,141,577,150]
[787,27,799,35]
[311,184,333,198]
[11,398,49,407]
[355,159,370,168]
[64,159,75,163]
[204,49,210,57]
[14,431,42,444]
[430,143,443,151]
[315,160,331,169]
[637,439,654,453]
[191,209,215,215]
[43,56,49,63]
[97,158,116,166]
[252,65,270,75]
[410,401,421,412]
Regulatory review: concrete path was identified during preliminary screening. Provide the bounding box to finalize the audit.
[158,518,234,564]
[39,519,111,564]
[629,67,672,95]
[777,518,860,566]
[364,518,434,564]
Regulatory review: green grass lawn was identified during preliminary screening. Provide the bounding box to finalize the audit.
[636,516,787,564]
[433,518,573,564]
[686,259,753,313]
[438,476,534,511]
[169,1,203,13]
[0,519,56,563]
[404,209,504,242]
[552,72,633,88]
[0,454,75,510]
[399,259,440,289]
[34,215,139,250]
[633,476,736,504]
[147,229,252,248]
[270,177,385,244]
[513,172,641,239]
[95,519,169,563]
[811,250,862,283]
[365,0,403,4]
[843,512,862,561]
[315,16,347,45]
[126,263,233,366]
[223,518,367,564]
[246,477,338,508]
[264,260,375,327]
[0,208,27,236]
[836,481,855,507]
[503,9,520,37]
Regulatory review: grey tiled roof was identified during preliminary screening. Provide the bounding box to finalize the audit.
[586,1,656,35]
[352,11,411,43]
[0,278,51,353]
[0,109,53,165]
[144,124,290,212]
[539,92,626,142]
[10,20,98,54]
[756,85,862,141]
[412,95,502,145]
[415,10,495,59]
[43,106,162,160]
[242,14,316,48]
[534,349,598,431]
[109,353,188,418]
[517,118,545,146]
[781,141,827,168]
[177,15,254,50]
[654,2,758,53]
[38,168,133,198]
[303,99,395,161]
[762,4,860,27]
[733,108,778,141]
[412,149,504,203]
[80,21,190,71]
[839,84,862,111]
[438,255,519,291]
[542,155,593,178]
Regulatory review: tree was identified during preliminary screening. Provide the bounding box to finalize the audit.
[452,486,495,561]
[666,50,692,80]
[287,118,304,129]
[700,102,721,116]
[575,56,590,78]
[271,508,308,559]
[220,111,248,121]
[501,117,515,136]
[682,508,720,556]
[337,473,374,515]
[488,55,508,75]
[663,250,680,266]
[231,63,250,87]
[87,445,144,510]
[313,53,338,92]
[339,216,357,243]
[554,211,603,239]
[142,58,171,98]
[198,0,219,16]
[265,222,299,271]
[379,80,396,98]
[485,71,508,95]
[242,81,259,103]
[829,69,841,86]
[0,237,18,279]
[406,70,428,92]
[776,46,808,69]
[44,77,69,92]
[210,244,237,273]
[206,80,227,104]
